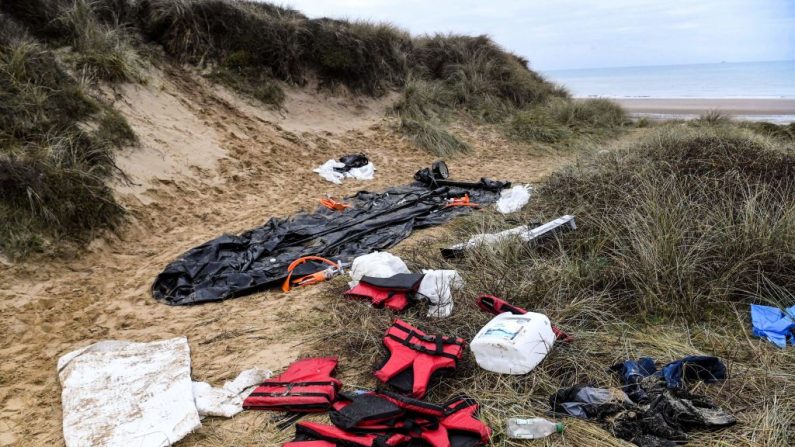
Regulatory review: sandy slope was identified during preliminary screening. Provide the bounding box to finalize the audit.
[0,66,568,446]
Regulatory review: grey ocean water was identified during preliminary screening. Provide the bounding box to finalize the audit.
[542,60,795,98]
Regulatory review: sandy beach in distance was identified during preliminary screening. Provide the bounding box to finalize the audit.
[612,98,795,122]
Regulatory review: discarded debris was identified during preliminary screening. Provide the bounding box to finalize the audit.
[750,304,795,348]
[495,184,532,214]
[419,269,463,318]
[58,338,200,447]
[476,294,573,341]
[289,391,491,446]
[244,357,342,412]
[348,251,410,287]
[345,273,425,311]
[314,153,375,184]
[193,368,273,418]
[153,169,507,305]
[506,417,564,439]
[470,311,555,374]
[441,215,576,259]
[282,256,348,292]
[375,319,466,398]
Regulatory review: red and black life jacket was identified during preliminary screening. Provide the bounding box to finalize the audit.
[476,294,574,342]
[344,274,425,312]
[244,357,342,412]
[285,421,411,447]
[327,391,491,447]
[374,319,466,398]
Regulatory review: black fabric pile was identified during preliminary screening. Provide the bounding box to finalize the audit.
[334,153,370,172]
[153,179,507,305]
[550,357,735,447]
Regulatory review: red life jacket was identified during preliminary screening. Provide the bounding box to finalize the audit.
[374,319,466,398]
[476,294,574,342]
[285,421,411,447]
[328,391,492,447]
[344,274,424,312]
[244,357,342,412]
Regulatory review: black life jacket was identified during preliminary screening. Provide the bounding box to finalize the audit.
[344,274,425,312]
[328,391,492,447]
[244,357,342,412]
[374,319,466,398]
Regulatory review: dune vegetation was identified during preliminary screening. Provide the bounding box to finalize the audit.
[307,122,795,446]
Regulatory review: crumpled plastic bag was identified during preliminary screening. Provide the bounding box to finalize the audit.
[192,368,272,418]
[348,251,410,287]
[495,185,532,214]
[314,159,376,184]
[419,269,463,318]
[751,304,795,348]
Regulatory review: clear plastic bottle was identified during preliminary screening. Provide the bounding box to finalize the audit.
[506,417,564,439]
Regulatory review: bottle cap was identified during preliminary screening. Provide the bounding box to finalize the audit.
[555,422,565,433]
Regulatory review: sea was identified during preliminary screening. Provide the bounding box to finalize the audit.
[542,60,795,99]
[542,60,795,123]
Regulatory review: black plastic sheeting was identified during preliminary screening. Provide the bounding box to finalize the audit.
[153,181,507,305]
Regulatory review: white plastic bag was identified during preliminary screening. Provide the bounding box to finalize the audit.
[348,251,410,287]
[314,160,376,184]
[496,185,532,214]
[418,269,463,318]
[192,368,272,418]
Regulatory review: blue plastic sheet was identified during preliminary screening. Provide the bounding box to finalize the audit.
[751,304,795,348]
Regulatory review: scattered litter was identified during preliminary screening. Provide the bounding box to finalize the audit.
[154,169,507,305]
[282,256,348,292]
[58,338,200,447]
[442,215,576,259]
[476,293,573,341]
[414,160,510,192]
[344,273,424,311]
[444,193,479,208]
[750,304,795,348]
[418,269,463,318]
[244,357,341,412]
[348,251,410,287]
[496,184,532,214]
[470,311,555,374]
[375,319,466,398]
[319,197,350,211]
[551,383,735,447]
[299,390,491,446]
[314,153,375,184]
[506,417,564,439]
[193,368,272,418]
[611,356,727,392]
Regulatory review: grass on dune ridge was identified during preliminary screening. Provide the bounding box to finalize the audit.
[302,123,795,446]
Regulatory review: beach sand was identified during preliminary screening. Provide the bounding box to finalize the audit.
[612,98,795,123]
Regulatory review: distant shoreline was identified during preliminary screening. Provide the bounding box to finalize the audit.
[598,98,795,123]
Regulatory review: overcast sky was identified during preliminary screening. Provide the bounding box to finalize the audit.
[282,0,795,71]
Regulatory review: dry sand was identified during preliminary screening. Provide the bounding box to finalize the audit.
[0,65,570,446]
[614,97,795,122]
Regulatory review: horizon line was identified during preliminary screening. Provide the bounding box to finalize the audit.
[541,59,795,73]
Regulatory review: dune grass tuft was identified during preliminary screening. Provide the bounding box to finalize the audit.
[0,16,135,257]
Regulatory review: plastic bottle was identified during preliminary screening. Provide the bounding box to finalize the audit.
[506,417,564,439]
[470,312,556,374]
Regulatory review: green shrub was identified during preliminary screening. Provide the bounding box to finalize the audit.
[537,125,795,317]
[547,97,628,129]
[0,18,134,257]
[508,109,573,143]
[398,118,470,157]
